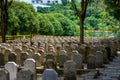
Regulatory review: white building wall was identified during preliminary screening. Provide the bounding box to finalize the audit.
[19,0,62,4]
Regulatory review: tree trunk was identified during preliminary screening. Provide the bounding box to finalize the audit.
[79,17,84,44]
[0,0,8,43]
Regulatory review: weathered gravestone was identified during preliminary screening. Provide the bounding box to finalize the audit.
[27,49,33,57]
[95,51,103,68]
[8,52,17,63]
[45,54,55,61]
[17,69,33,80]
[87,54,96,69]
[0,69,9,80]
[0,52,4,67]
[102,49,109,64]
[4,49,12,63]
[64,60,77,80]
[24,58,36,80]
[45,59,56,69]
[59,52,68,68]
[32,53,41,67]
[72,51,83,69]
[5,62,18,80]
[14,48,22,65]
[42,69,58,80]
[20,52,29,66]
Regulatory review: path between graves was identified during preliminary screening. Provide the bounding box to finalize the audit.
[37,54,120,80]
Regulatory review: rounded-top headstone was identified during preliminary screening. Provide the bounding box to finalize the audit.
[42,69,58,80]
[5,62,18,80]
[64,60,77,80]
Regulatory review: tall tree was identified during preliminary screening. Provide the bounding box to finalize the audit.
[71,0,91,43]
[104,0,120,21]
[104,0,120,36]
[0,0,13,42]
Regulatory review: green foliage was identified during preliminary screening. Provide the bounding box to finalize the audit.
[46,14,63,36]
[61,0,68,6]
[8,1,39,35]
[37,14,55,35]
[6,0,120,37]
[104,0,120,21]
[53,13,78,36]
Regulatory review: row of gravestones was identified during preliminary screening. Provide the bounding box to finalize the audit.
[0,37,120,63]
[0,51,43,67]
[0,59,93,80]
[0,49,104,69]
[0,58,36,80]
[0,43,119,70]
[1,37,120,57]
[45,50,106,69]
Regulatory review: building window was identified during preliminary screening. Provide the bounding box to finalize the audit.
[47,1,50,3]
[32,0,35,3]
[38,1,43,3]
[55,1,58,3]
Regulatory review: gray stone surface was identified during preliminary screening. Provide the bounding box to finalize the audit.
[72,52,83,69]
[20,52,29,66]
[24,58,36,80]
[5,62,18,80]
[17,69,33,80]
[95,51,103,68]
[87,54,96,69]
[42,69,58,80]
[64,60,77,80]
[58,52,68,68]
[0,69,9,80]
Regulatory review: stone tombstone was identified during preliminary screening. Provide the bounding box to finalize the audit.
[32,53,41,67]
[59,53,68,68]
[0,52,4,67]
[14,48,22,64]
[24,58,36,80]
[4,49,12,63]
[45,53,55,61]
[95,51,103,68]
[42,69,58,80]
[20,52,29,66]
[87,54,96,69]
[1,47,6,54]
[22,45,28,52]
[8,52,17,62]
[102,49,109,64]
[17,69,33,80]
[45,59,56,69]
[64,60,77,80]
[27,49,33,57]
[72,52,83,69]
[5,62,18,80]
[0,69,9,80]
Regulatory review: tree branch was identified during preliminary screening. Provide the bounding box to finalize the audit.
[71,0,81,16]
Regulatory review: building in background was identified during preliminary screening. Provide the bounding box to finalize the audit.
[19,0,62,11]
